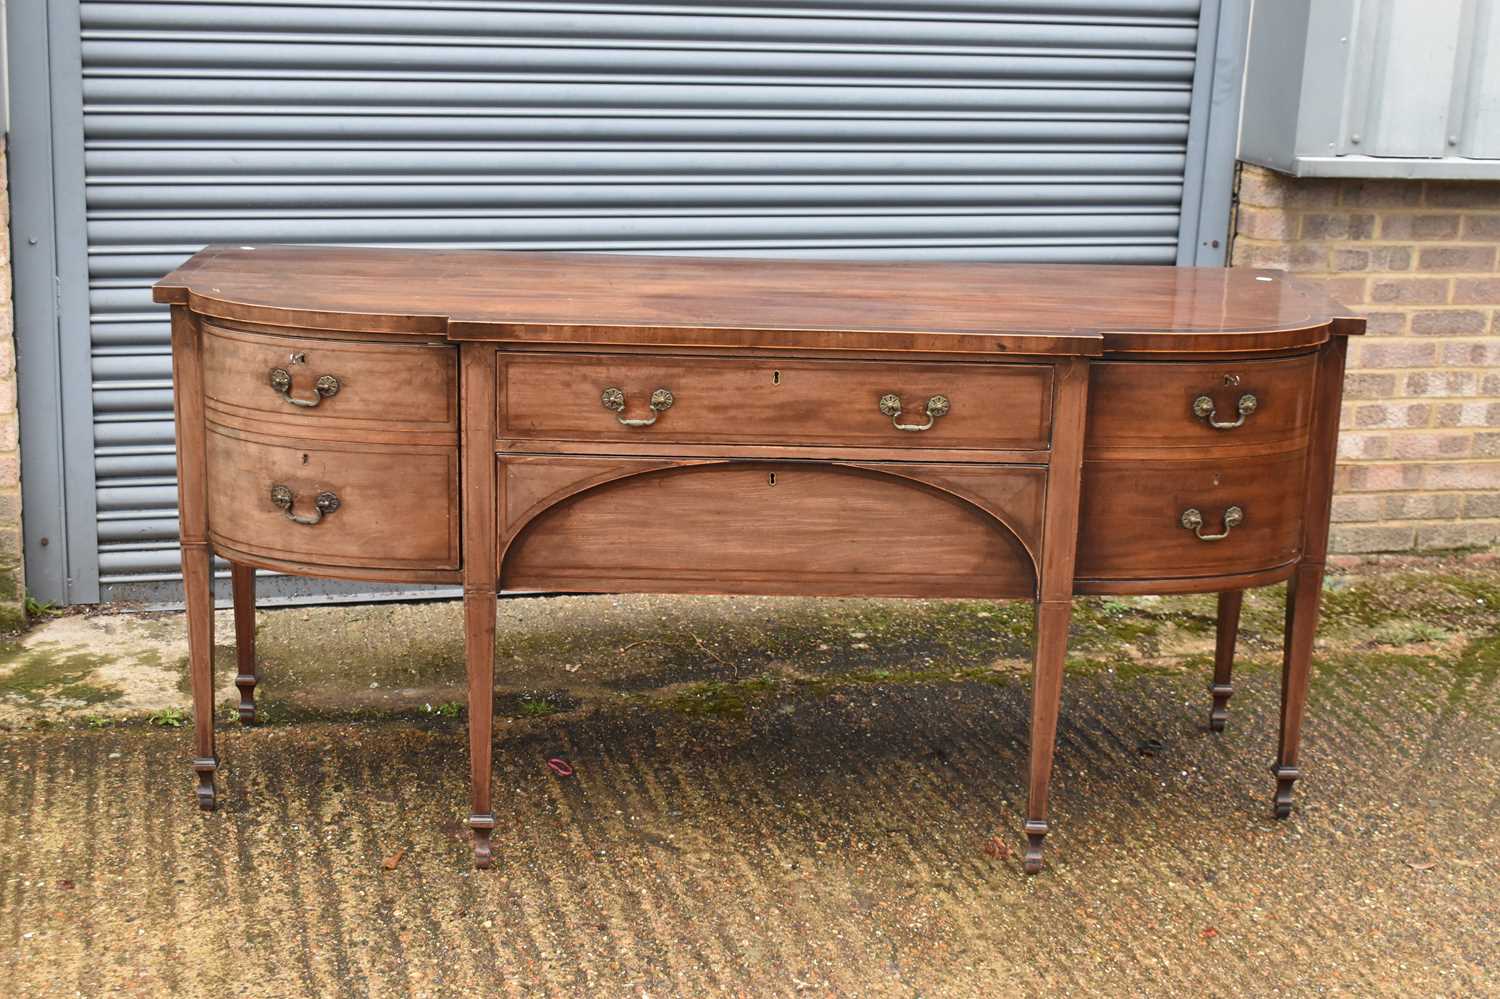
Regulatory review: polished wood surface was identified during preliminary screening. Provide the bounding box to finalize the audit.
[1075,452,1307,581]
[201,321,457,441]
[499,457,1043,599]
[1084,352,1316,456]
[157,248,1363,876]
[204,426,460,570]
[154,245,1358,356]
[498,352,1054,455]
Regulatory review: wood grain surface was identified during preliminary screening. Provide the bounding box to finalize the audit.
[498,457,1044,598]
[154,245,1360,356]
[498,351,1054,454]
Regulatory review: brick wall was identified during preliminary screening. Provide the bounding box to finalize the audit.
[1231,164,1500,555]
[0,137,25,628]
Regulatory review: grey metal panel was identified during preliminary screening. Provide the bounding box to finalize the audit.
[1240,0,1500,178]
[1176,0,1248,265]
[7,0,102,605]
[68,0,1217,601]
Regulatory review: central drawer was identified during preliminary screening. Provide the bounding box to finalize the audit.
[497,352,1054,454]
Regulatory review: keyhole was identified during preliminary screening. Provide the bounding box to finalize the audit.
[768,472,777,487]
[771,370,781,385]
[1223,373,1241,386]
[302,453,309,465]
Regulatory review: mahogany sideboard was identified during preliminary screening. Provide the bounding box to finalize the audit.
[153,246,1363,873]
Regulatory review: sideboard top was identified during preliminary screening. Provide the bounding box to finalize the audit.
[154,245,1364,356]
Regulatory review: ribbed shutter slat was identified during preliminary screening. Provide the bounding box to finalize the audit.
[80,0,1202,595]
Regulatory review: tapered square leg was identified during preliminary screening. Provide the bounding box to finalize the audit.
[230,562,259,724]
[1274,564,1323,818]
[1209,589,1243,733]
[182,541,218,810]
[465,589,497,868]
[1024,599,1071,874]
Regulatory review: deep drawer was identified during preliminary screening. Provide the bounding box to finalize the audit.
[1085,352,1317,455]
[497,455,1045,599]
[205,425,459,570]
[201,323,457,439]
[1075,452,1307,581]
[497,352,1054,454]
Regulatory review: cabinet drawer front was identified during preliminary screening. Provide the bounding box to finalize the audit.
[498,456,1043,599]
[1075,454,1305,581]
[205,427,459,570]
[498,353,1053,453]
[1085,353,1317,455]
[201,323,457,438]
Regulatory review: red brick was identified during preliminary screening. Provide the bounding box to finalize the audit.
[1342,372,1397,398]
[1336,433,1390,459]
[1442,341,1500,367]
[1340,179,1424,208]
[1352,340,1438,369]
[1417,246,1496,271]
[1416,522,1500,551]
[1380,214,1461,240]
[1236,165,1294,208]
[1329,524,1417,553]
[1453,277,1500,304]
[1434,402,1500,428]
[1336,461,1426,492]
[1368,277,1449,304]
[1409,309,1489,335]
[1388,432,1472,459]
[1331,248,1370,271]
[1236,206,1295,240]
[1300,212,1376,240]
[1351,402,1431,429]
[1357,311,1408,335]
[1404,371,1477,398]
[1465,493,1500,518]
[1331,493,1383,523]
[1319,276,1368,304]
[1476,432,1500,457]
[1427,182,1500,209]
[1383,493,1462,520]
[1368,245,1414,271]
[1463,214,1500,240]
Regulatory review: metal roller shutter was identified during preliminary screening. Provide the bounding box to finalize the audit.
[75,0,1207,601]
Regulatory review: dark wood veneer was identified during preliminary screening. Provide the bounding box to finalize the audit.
[156,246,1362,874]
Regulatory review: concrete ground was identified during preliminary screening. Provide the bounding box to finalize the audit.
[1,560,1497,997]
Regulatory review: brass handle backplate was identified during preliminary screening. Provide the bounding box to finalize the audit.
[1192,392,1257,430]
[602,387,674,427]
[270,484,340,526]
[269,368,340,408]
[1180,505,1243,542]
[879,393,950,432]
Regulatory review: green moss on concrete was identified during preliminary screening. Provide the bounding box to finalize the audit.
[0,640,124,707]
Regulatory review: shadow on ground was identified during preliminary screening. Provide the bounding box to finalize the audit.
[1,562,1497,996]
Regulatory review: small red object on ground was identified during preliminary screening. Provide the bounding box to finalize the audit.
[547,757,574,777]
